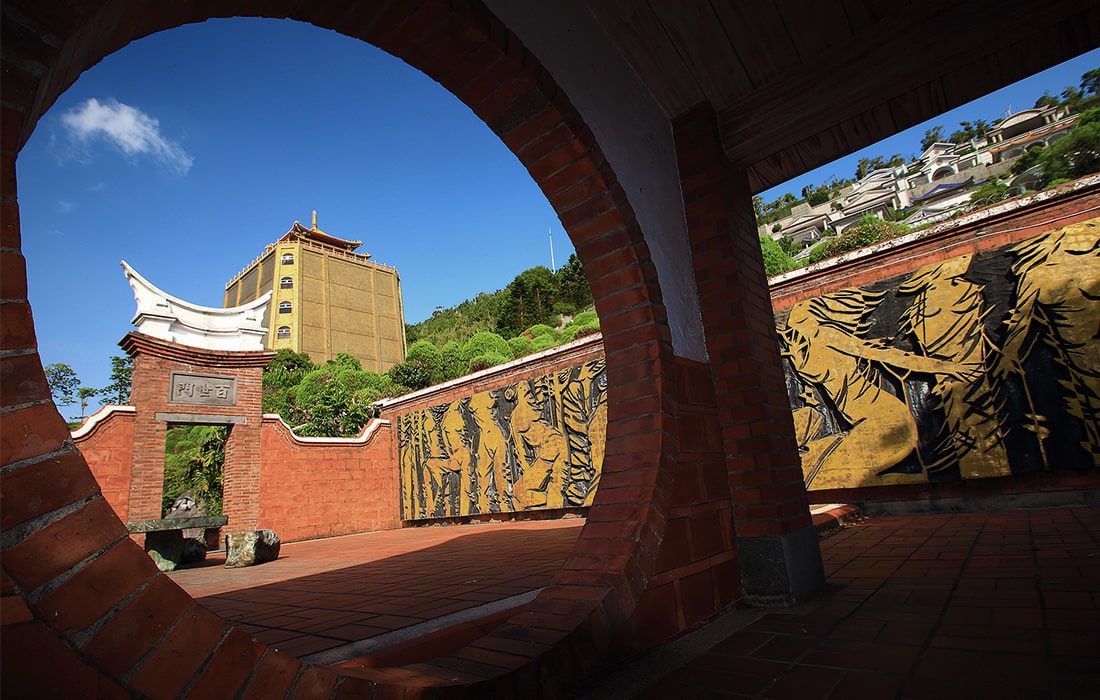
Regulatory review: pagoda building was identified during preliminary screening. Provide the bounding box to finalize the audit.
[224,213,406,372]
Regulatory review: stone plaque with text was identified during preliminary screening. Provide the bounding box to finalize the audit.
[169,372,237,407]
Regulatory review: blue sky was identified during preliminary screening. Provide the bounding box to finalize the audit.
[16,17,1098,404]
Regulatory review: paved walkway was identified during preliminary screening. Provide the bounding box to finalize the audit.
[170,504,1100,697]
[607,504,1100,699]
[170,518,583,659]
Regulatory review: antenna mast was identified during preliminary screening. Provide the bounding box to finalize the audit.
[549,228,556,272]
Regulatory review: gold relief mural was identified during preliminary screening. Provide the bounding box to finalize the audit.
[779,218,1100,490]
[399,359,607,520]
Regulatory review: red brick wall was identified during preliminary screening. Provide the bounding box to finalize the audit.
[122,332,271,529]
[71,407,136,519]
[258,417,400,542]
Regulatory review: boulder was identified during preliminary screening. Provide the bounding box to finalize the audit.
[181,537,208,565]
[225,530,281,568]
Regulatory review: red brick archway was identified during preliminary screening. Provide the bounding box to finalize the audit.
[1,3,692,696]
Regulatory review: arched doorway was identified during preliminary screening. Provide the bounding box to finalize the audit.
[1,3,692,695]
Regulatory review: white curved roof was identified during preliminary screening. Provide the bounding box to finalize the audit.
[122,260,271,351]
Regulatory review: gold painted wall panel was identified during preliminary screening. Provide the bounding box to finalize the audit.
[399,358,607,519]
[778,218,1100,490]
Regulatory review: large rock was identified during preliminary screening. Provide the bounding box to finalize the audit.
[225,530,281,568]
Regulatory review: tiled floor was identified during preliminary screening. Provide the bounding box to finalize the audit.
[169,517,583,659]
[169,505,1100,698]
[630,505,1100,699]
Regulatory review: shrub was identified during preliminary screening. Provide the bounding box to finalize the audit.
[525,324,560,340]
[811,216,910,262]
[572,310,598,326]
[759,235,796,276]
[468,352,511,373]
[508,335,534,358]
[531,333,559,352]
[405,340,445,383]
[462,331,513,363]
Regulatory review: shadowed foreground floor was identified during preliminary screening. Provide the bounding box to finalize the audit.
[170,504,1100,698]
[603,503,1100,699]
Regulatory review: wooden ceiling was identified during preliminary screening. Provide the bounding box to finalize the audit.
[585,0,1100,192]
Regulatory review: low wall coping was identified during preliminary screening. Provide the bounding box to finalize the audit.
[70,404,136,439]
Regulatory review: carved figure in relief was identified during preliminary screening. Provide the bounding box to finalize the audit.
[467,389,511,512]
[422,400,474,516]
[508,380,569,509]
[558,360,607,507]
[996,222,1100,462]
[897,255,1011,478]
[782,289,966,489]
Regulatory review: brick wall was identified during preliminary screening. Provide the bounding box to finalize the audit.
[257,417,400,542]
[71,406,135,519]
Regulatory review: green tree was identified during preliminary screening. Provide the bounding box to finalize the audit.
[497,266,558,336]
[1081,68,1100,97]
[949,119,990,144]
[920,126,945,151]
[1034,91,1061,108]
[759,235,796,277]
[44,363,80,406]
[1036,119,1100,183]
[101,355,133,404]
[163,425,226,516]
[76,386,99,421]
[554,254,592,315]
[855,154,903,179]
[807,185,831,206]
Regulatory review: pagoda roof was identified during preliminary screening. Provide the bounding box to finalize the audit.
[278,221,368,256]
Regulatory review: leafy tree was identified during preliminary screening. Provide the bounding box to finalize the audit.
[1035,118,1100,183]
[752,195,764,217]
[163,425,226,516]
[268,348,315,375]
[325,352,362,371]
[44,363,80,406]
[497,266,558,336]
[554,254,592,315]
[262,349,315,420]
[855,154,903,179]
[1034,91,1061,108]
[920,126,945,151]
[1081,68,1100,97]
[807,185,831,206]
[949,119,990,144]
[76,387,99,421]
[759,235,796,277]
[101,355,133,404]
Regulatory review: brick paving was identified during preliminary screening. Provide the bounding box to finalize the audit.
[169,505,1100,697]
[629,504,1100,699]
[169,518,583,659]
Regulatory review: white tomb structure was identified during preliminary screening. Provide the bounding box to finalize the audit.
[122,260,271,351]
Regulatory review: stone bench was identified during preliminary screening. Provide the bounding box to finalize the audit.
[127,516,228,572]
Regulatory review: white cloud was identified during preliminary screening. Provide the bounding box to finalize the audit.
[56,200,75,213]
[60,98,193,174]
